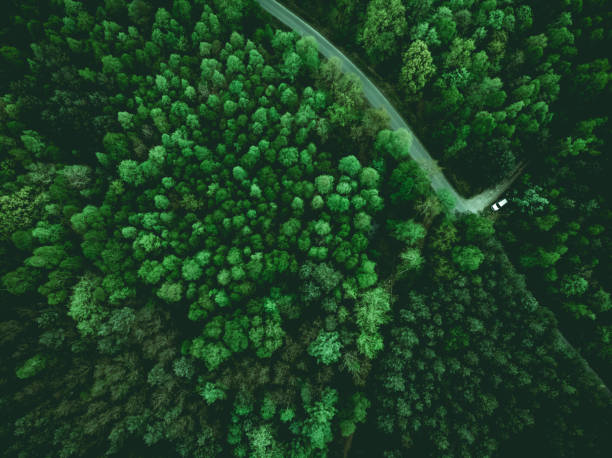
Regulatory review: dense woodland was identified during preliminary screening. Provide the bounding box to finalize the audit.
[0,1,610,457]
[288,0,612,431]
[295,0,610,187]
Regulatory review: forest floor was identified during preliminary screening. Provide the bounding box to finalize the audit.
[256,0,519,214]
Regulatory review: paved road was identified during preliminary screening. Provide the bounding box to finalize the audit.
[256,0,515,214]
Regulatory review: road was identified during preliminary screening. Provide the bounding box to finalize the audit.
[256,0,514,214]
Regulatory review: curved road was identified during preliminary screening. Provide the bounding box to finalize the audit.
[256,0,517,214]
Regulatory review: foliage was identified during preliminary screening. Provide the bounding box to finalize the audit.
[1,0,610,457]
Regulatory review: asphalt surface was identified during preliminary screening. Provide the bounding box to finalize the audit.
[256,0,517,214]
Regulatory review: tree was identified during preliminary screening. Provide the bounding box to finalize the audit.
[375,129,413,160]
[154,194,170,210]
[16,354,46,379]
[388,219,427,246]
[315,175,335,194]
[464,214,495,242]
[452,245,485,271]
[226,54,245,76]
[310,262,342,293]
[525,33,548,64]
[359,108,391,141]
[282,52,303,81]
[118,160,144,185]
[389,160,430,205]
[560,274,589,298]
[117,111,134,130]
[128,0,153,27]
[571,59,612,101]
[359,167,380,188]
[516,5,533,32]
[473,111,496,137]
[212,0,253,26]
[191,339,232,371]
[223,317,249,353]
[101,55,123,75]
[157,281,183,303]
[400,40,436,99]
[279,147,299,167]
[172,0,192,24]
[308,331,343,364]
[399,247,424,272]
[296,36,319,74]
[182,259,203,281]
[328,194,350,213]
[339,393,370,437]
[355,287,390,359]
[314,220,331,236]
[356,287,390,334]
[513,186,549,215]
[68,274,108,336]
[11,230,34,251]
[353,212,372,232]
[302,388,338,450]
[432,6,457,45]
[356,332,384,360]
[0,186,43,240]
[198,381,227,405]
[338,155,361,177]
[61,165,91,189]
[250,316,285,358]
[360,0,407,64]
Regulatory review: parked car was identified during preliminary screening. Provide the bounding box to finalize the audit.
[491,198,508,211]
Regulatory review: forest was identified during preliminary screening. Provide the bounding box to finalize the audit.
[0,0,610,457]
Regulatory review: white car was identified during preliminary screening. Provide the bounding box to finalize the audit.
[491,198,508,211]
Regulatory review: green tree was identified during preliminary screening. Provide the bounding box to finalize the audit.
[16,354,46,379]
[182,259,203,281]
[118,160,145,185]
[339,392,370,436]
[198,381,227,405]
[560,274,589,298]
[464,214,495,243]
[68,274,108,336]
[375,129,413,160]
[308,331,343,364]
[452,245,485,271]
[157,281,183,303]
[400,40,436,99]
[355,287,390,358]
[360,0,407,63]
[359,167,380,188]
[390,219,426,245]
[315,175,335,194]
[432,6,457,45]
[296,36,320,74]
[338,155,362,177]
[191,338,232,371]
[302,388,338,450]
[399,247,424,272]
[0,186,43,240]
